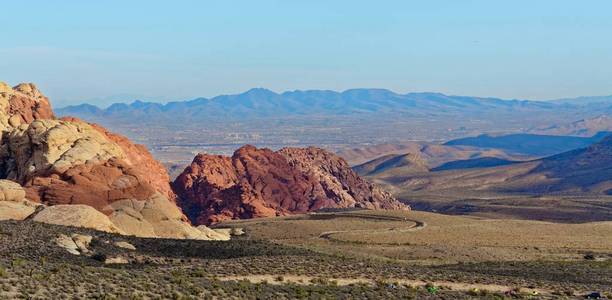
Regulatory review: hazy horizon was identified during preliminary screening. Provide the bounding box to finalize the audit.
[3,0,612,107]
[52,87,612,109]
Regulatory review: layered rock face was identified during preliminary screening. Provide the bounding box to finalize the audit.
[174,145,407,225]
[0,82,225,240]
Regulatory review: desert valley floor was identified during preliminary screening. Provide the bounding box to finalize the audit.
[2,210,611,299]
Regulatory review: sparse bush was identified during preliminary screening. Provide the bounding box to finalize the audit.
[425,283,439,295]
[11,257,25,268]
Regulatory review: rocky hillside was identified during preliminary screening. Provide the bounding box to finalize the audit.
[173,145,407,225]
[339,141,525,167]
[380,134,612,196]
[0,81,226,240]
[353,153,429,176]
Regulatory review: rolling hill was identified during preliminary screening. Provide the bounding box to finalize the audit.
[375,134,611,195]
[358,134,612,222]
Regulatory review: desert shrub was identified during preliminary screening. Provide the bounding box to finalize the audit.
[425,283,439,295]
[0,266,6,278]
[11,257,25,268]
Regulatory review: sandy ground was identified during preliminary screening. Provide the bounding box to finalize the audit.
[218,274,549,296]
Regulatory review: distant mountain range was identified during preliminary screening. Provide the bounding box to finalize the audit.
[57,88,612,122]
[551,95,612,105]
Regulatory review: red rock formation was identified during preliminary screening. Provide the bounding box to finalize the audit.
[60,116,176,202]
[6,83,55,125]
[174,145,407,225]
[0,81,226,239]
[1,83,176,210]
[24,158,158,210]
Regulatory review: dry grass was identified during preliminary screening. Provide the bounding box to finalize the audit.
[222,210,612,264]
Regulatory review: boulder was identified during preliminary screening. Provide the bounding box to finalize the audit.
[0,200,40,221]
[104,194,227,240]
[0,179,41,221]
[197,226,231,241]
[231,227,245,236]
[55,234,81,255]
[33,205,124,234]
[71,234,93,254]
[114,241,136,250]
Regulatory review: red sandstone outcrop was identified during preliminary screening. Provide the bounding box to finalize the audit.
[173,145,408,225]
[0,82,54,130]
[0,83,174,207]
[0,81,224,239]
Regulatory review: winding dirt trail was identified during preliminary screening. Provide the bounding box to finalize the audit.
[312,212,426,244]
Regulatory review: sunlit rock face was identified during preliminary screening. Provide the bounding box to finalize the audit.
[174,145,408,225]
[0,81,225,240]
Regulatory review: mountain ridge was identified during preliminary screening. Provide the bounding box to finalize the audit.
[59,88,595,121]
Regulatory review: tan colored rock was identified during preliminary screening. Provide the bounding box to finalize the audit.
[105,194,227,240]
[114,241,136,251]
[55,234,80,255]
[4,119,125,181]
[199,226,231,241]
[0,179,38,221]
[104,256,129,265]
[0,200,40,221]
[33,205,124,234]
[209,227,243,238]
[0,179,26,202]
[231,227,245,236]
[71,234,92,254]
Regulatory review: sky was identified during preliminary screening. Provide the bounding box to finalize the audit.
[2,0,612,107]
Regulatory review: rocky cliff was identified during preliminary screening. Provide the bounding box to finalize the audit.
[174,145,407,225]
[0,82,226,240]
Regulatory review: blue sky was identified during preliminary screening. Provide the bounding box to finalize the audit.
[2,0,612,107]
